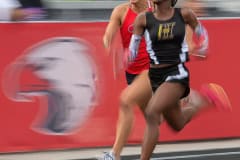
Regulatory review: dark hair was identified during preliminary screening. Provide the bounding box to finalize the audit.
[171,0,177,6]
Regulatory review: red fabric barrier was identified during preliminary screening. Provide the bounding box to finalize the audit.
[0,19,239,153]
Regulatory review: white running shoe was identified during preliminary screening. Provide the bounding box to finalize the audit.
[97,151,116,160]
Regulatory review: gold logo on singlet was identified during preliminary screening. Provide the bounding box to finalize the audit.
[157,22,176,40]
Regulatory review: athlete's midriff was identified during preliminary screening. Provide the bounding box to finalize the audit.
[120,7,149,74]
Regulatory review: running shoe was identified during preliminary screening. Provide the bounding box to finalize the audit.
[96,151,116,160]
[200,83,232,111]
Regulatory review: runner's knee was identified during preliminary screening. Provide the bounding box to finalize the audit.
[119,93,135,112]
[145,109,161,126]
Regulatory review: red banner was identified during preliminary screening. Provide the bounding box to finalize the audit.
[0,20,239,153]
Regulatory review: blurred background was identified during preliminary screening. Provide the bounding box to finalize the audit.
[0,0,239,159]
[39,0,240,21]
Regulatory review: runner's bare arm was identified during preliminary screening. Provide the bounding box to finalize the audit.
[182,8,209,57]
[103,5,126,50]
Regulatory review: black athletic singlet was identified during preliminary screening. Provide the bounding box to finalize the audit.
[144,8,189,65]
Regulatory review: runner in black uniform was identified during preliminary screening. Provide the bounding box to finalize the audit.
[128,0,211,159]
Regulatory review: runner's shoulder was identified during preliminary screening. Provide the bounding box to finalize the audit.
[113,3,129,15]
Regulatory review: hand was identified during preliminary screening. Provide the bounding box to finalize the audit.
[190,46,208,58]
[194,35,208,57]
[102,37,112,57]
[123,48,134,69]
[191,33,209,58]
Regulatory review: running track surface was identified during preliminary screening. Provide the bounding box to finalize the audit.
[0,139,240,160]
[81,148,240,160]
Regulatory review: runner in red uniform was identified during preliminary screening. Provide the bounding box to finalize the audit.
[120,7,149,76]
[100,2,155,160]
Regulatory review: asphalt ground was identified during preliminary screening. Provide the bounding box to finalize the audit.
[1,138,240,160]
[83,147,240,160]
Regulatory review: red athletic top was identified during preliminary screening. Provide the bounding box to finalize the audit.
[120,7,149,74]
